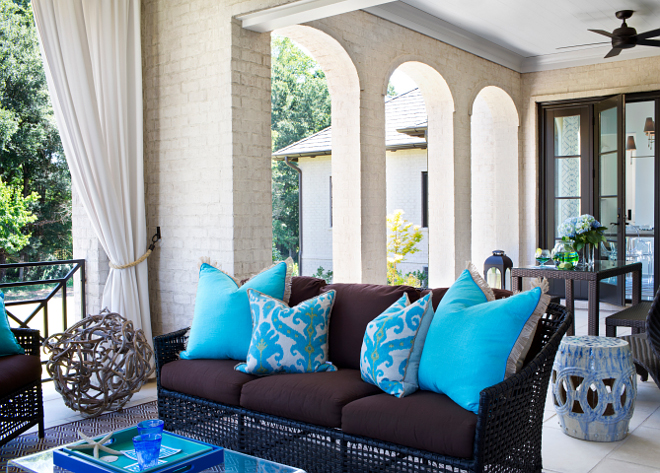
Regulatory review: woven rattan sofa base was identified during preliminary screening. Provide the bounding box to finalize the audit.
[155,303,571,473]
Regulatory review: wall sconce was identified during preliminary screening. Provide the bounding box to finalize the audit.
[643,117,655,149]
[626,135,636,150]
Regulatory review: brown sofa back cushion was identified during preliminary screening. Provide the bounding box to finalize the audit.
[321,283,420,370]
[420,287,512,311]
[289,276,327,306]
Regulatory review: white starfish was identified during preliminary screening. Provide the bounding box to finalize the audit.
[69,431,123,459]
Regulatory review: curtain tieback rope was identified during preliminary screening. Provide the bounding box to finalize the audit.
[109,229,161,270]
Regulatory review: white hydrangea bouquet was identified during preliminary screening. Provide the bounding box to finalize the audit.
[557,214,607,252]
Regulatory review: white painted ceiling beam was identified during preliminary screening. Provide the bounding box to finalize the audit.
[237,0,396,33]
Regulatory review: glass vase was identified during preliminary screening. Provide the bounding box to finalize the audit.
[577,245,595,269]
[553,241,579,265]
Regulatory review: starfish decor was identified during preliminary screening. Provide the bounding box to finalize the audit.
[68,431,123,459]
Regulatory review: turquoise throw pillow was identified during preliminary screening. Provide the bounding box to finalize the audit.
[418,264,494,391]
[0,292,24,357]
[235,289,336,375]
[360,292,434,398]
[180,259,292,361]
[418,287,549,413]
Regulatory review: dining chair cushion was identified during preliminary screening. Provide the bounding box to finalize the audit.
[0,292,24,357]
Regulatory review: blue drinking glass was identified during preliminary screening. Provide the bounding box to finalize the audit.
[132,434,162,470]
[137,419,165,437]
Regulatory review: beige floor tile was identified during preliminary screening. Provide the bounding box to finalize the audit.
[590,458,660,473]
[608,426,660,468]
[542,427,624,473]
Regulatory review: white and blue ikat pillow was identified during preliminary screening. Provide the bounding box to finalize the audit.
[360,292,434,398]
[235,289,337,375]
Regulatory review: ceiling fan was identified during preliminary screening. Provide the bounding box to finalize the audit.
[589,10,660,58]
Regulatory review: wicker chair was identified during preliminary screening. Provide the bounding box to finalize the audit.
[0,328,45,446]
[616,290,660,388]
[605,301,652,337]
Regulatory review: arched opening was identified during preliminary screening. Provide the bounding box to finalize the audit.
[272,26,360,282]
[470,86,520,276]
[385,61,454,287]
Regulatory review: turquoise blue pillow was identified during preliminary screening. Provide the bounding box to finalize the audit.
[418,287,549,413]
[417,265,494,391]
[360,293,434,398]
[235,289,336,375]
[181,259,292,361]
[0,292,24,357]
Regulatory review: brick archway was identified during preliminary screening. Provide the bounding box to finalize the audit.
[470,86,520,270]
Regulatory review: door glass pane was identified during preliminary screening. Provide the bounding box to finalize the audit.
[600,197,618,238]
[555,157,580,197]
[555,199,580,238]
[554,116,580,156]
[600,152,618,196]
[600,106,618,153]
[625,100,655,300]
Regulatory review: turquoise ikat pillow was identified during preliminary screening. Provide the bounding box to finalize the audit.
[235,289,337,375]
[360,292,434,398]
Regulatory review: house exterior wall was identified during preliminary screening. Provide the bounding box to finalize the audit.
[520,57,660,271]
[298,148,430,279]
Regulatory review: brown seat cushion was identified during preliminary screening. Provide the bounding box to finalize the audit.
[240,369,381,428]
[321,283,420,369]
[342,391,478,459]
[0,355,41,398]
[289,276,327,306]
[161,359,256,406]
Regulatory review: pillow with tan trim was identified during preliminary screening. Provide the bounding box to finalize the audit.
[180,258,293,361]
[418,269,549,413]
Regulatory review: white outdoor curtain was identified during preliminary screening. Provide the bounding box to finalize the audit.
[32,0,152,344]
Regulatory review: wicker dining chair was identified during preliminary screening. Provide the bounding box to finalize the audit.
[616,290,660,388]
[0,328,44,446]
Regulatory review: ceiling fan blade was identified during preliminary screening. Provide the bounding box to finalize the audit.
[636,27,660,40]
[589,29,613,38]
[605,47,622,58]
[637,38,660,47]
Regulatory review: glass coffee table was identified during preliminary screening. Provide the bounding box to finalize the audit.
[7,444,306,473]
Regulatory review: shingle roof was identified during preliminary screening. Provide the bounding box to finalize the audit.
[273,88,428,159]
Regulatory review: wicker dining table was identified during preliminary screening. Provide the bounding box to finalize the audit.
[511,260,642,336]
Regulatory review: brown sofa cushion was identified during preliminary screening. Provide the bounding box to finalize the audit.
[321,284,420,369]
[421,287,512,311]
[240,369,381,428]
[289,276,326,306]
[0,354,41,398]
[161,359,256,406]
[342,391,477,459]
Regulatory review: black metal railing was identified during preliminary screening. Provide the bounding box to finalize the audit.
[0,259,86,379]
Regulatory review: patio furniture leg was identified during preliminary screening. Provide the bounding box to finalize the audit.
[512,276,522,293]
[632,269,641,306]
[588,280,600,335]
[606,325,616,337]
[565,279,575,336]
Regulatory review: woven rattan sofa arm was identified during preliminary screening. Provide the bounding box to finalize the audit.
[472,304,571,472]
[154,328,189,387]
[11,327,41,356]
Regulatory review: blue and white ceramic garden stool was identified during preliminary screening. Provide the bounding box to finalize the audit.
[551,336,636,441]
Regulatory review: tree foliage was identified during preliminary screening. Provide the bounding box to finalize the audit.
[271,36,331,262]
[0,178,38,259]
[386,209,424,287]
[0,0,70,274]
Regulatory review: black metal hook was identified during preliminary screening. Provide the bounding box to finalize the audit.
[148,227,161,251]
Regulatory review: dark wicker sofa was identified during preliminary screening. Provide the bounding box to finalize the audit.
[0,328,44,446]
[155,277,571,473]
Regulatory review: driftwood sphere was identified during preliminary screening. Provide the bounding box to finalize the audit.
[43,309,154,418]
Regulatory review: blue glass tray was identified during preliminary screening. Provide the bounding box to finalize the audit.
[53,427,224,473]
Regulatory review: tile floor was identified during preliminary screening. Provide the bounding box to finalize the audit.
[24,302,660,473]
[542,301,660,473]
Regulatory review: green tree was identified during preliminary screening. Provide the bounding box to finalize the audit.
[386,209,424,287]
[271,36,331,262]
[0,178,38,265]
[0,0,70,274]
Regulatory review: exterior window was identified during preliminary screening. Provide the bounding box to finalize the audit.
[421,171,428,228]
[329,176,333,228]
